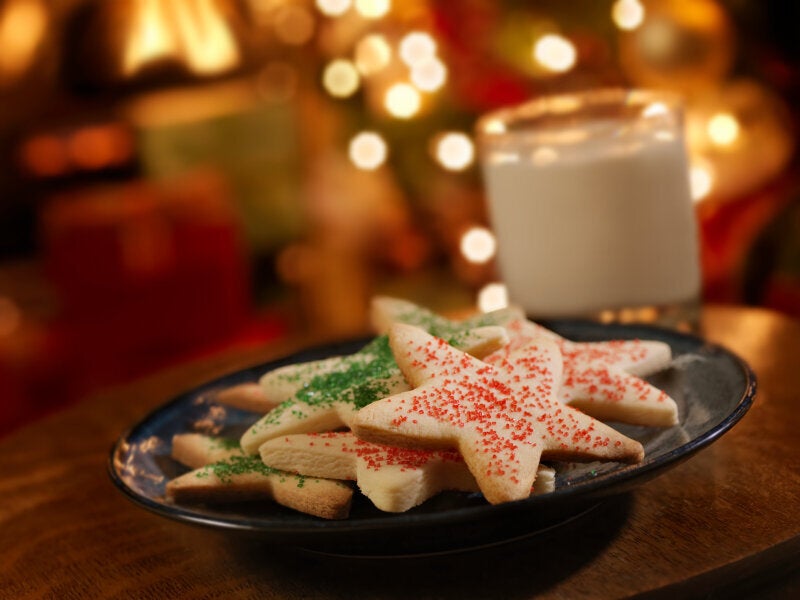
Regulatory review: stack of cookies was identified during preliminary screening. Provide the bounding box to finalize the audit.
[166,297,678,519]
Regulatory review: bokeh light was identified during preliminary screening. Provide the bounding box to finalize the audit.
[612,0,645,31]
[355,34,391,75]
[460,227,496,264]
[478,283,509,313]
[354,0,390,19]
[385,83,421,118]
[349,131,388,170]
[707,112,740,147]
[410,57,447,92]
[399,31,436,66]
[533,34,577,73]
[323,59,360,98]
[435,132,475,171]
[315,0,351,17]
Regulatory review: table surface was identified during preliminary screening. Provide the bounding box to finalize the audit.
[1,305,798,599]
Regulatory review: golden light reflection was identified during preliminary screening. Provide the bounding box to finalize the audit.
[0,0,48,85]
[478,283,508,313]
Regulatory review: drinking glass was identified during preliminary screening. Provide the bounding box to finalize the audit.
[476,89,701,329]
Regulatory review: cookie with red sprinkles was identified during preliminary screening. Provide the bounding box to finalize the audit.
[240,325,510,455]
[494,320,677,427]
[353,324,644,505]
[259,431,555,512]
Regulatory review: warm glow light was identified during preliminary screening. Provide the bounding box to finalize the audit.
[460,227,496,264]
[315,0,351,17]
[690,159,715,201]
[435,132,475,171]
[173,0,241,75]
[124,0,240,77]
[323,59,360,97]
[0,0,48,85]
[707,112,740,147]
[355,34,391,75]
[349,131,388,170]
[123,0,177,76]
[533,34,577,73]
[410,57,447,91]
[274,5,315,46]
[69,125,133,170]
[612,0,645,31]
[385,83,420,118]
[19,134,68,177]
[478,283,509,312]
[643,102,669,118]
[0,297,22,337]
[399,31,436,66]
[483,119,507,134]
[354,0,390,19]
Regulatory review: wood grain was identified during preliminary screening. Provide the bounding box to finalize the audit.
[0,306,798,599]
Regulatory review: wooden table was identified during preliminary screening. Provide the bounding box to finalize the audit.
[1,305,798,599]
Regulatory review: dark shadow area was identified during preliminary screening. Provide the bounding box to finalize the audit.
[222,493,635,600]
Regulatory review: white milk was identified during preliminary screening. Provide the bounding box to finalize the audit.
[483,125,700,317]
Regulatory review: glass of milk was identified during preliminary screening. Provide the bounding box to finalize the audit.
[476,88,701,329]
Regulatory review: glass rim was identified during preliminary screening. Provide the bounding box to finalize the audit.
[475,88,685,138]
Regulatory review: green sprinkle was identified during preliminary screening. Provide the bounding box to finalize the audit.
[209,437,242,451]
[195,456,306,488]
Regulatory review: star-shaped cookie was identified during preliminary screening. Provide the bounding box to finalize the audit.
[166,434,353,519]
[353,324,643,505]
[259,432,555,512]
[495,320,677,426]
[240,311,517,455]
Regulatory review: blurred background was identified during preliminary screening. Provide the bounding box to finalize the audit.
[1,0,799,436]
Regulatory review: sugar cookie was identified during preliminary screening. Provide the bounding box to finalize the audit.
[214,383,275,414]
[353,324,643,505]
[260,431,556,512]
[496,320,677,426]
[171,433,243,469]
[240,325,509,455]
[166,456,353,520]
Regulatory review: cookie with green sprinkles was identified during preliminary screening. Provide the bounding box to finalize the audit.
[166,455,353,520]
[241,324,510,455]
[171,433,245,469]
[369,296,523,338]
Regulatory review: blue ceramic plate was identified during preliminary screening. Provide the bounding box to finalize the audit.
[109,322,756,555]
